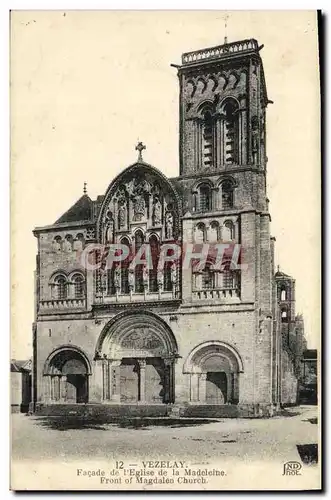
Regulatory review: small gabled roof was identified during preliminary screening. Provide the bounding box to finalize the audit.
[11,359,32,372]
[275,270,291,278]
[55,194,93,224]
[274,266,293,280]
[303,349,317,360]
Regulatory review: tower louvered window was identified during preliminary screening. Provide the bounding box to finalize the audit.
[221,99,239,165]
[202,111,214,168]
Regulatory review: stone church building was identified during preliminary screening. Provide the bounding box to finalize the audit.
[31,38,305,417]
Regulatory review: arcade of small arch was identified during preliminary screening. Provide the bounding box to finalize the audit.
[183,341,243,404]
[43,316,243,405]
[43,346,91,404]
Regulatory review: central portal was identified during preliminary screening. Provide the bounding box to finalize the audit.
[96,311,178,404]
[120,357,165,403]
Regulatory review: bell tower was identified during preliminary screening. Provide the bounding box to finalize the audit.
[177,39,268,176]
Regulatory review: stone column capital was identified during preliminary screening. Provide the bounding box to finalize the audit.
[110,359,122,367]
[163,357,175,367]
[137,358,147,369]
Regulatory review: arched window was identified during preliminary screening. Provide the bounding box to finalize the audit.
[202,110,214,167]
[221,260,239,290]
[73,233,85,252]
[280,288,287,301]
[120,237,131,294]
[222,220,234,241]
[71,273,85,299]
[221,180,234,209]
[149,235,159,293]
[63,235,73,252]
[201,264,215,289]
[134,231,144,293]
[222,269,235,289]
[194,222,206,244]
[281,308,288,323]
[52,236,62,252]
[208,221,219,243]
[198,184,212,212]
[221,98,239,165]
[53,274,68,300]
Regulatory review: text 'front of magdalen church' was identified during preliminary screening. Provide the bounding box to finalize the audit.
[31,38,306,418]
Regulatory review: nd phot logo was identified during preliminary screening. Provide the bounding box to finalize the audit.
[282,461,302,476]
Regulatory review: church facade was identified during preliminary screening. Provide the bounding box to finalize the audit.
[31,38,305,417]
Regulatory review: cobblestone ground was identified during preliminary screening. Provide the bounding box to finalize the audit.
[11,405,318,465]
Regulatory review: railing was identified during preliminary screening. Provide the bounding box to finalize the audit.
[192,288,240,301]
[182,39,259,65]
[94,290,177,304]
[39,298,86,312]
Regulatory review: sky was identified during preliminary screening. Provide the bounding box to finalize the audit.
[10,10,320,358]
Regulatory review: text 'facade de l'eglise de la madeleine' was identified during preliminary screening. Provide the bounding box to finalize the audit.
[32,38,306,418]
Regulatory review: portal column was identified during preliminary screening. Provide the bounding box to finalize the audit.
[164,358,175,403]
[232,372,240,404]
[44,375,52,403]
[110,360,121,402]
[102,358,111,401]
[198,373,207,403]
[50,376,54,402]
[60,375,67,402]
[91,358,103,402]
[51,375,60,402]
[190,373,200,402]
[138,359,146,403]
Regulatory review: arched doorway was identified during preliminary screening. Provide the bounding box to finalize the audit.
[44,347,91,404]
[183,341,243,405]
[95,310,178,404]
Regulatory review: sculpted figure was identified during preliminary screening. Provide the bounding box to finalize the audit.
[165,212,174,239]
[128,268,134,289]
[106,219,114,244]
[133,193,145,221]
[157,269,164,290]
[118,200,126,228]
[99,269,107,293]
[143,265,149,286]
[114,264,121,289]
[153,197,162,225]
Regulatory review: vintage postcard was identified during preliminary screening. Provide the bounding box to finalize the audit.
[10,10,321,491]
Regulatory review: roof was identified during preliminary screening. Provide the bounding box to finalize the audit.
[179,38,268,105]
[11,359,32,372]
[275,270,291,278]
[274,267,293,280]
[303,349,317,360]
[55,194,93,224]
[181,38,260,66]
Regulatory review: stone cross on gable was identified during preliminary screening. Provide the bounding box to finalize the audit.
[135,141,146,162]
